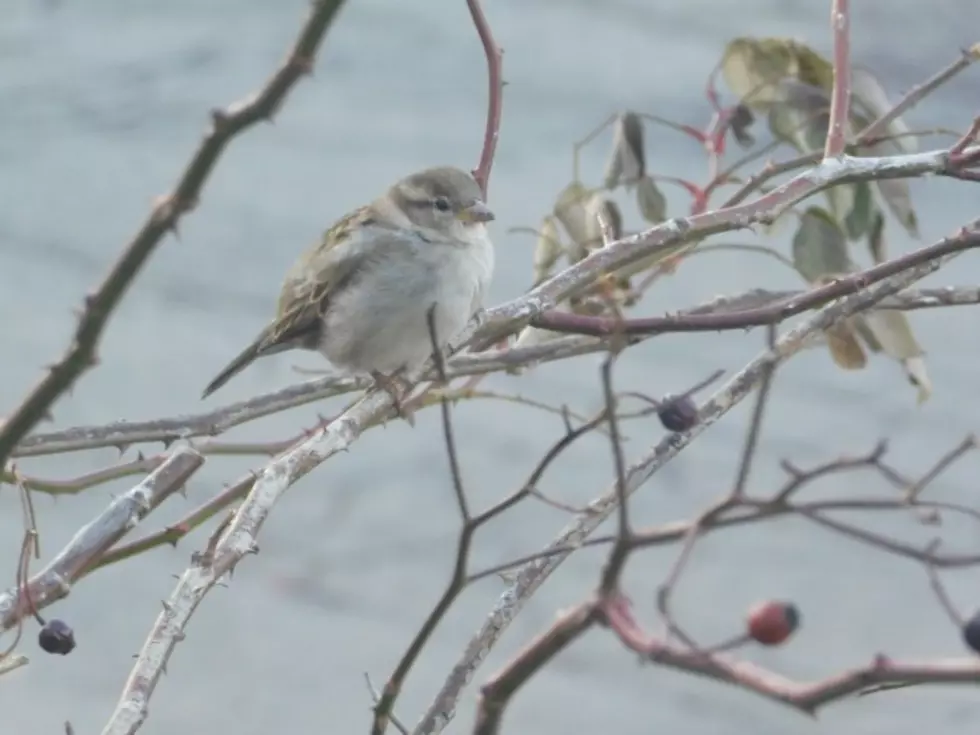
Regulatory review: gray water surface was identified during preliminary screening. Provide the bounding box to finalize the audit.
[2,1,980,733]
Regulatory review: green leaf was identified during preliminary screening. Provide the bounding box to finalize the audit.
[850,66,917,154]
[636,175,667,224]
[874,177,920,238]
[843,181,876,241]
[854,77,920,240]
[791,207,852,282]
[720,38,833,111]
[532,215,563,285]
[766,82,829,153]
[721,38,794,108]
[867,211,887,264]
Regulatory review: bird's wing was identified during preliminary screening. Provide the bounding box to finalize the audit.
[260,206,410,352]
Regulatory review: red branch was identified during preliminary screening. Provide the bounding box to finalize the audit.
[824,0,851,157]
[467,0,503,199]
[530,229,980,336]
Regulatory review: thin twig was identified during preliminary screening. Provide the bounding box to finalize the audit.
[731,325,777,498]
[598,357,630,594]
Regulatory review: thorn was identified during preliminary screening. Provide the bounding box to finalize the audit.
[136,450,146,462]
[114,443,128,455]
[161,600,173,613]
[210,107,231,133]
[173,630,186,643]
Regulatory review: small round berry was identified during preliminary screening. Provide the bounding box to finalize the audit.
[38,619,76,655]
[658,395,698,432]
[747,601,799,646]
[962,609,980,654]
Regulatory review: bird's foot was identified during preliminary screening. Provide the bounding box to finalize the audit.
[370,370,416,427]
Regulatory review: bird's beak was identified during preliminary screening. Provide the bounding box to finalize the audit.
[457,200,495,223]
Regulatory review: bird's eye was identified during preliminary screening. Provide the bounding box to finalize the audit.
[434,196,451,212]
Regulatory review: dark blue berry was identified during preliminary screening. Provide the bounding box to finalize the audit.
[658,395,698,432]
[38,619,75,655]
[962,610,980,654]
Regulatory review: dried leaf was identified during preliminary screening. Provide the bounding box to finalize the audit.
[792,207,852,282]
[904,356,933,404]
[826,321,868,370]
[861,310,932,403]
[604,112,645,190]
[553,181,594,260]
[636,175,667,224]
[584,196,623,247]
[532,215,563,285]
[728,104,756,147]
[852,315,883,352]
[513,324,564,353]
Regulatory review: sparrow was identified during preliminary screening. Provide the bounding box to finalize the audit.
[201,166,496,411]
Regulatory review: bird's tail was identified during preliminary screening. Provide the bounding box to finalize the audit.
[201,328,277,399]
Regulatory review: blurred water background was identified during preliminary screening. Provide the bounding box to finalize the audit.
[2,1,980,732]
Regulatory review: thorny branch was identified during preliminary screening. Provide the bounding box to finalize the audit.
[0,447,203,631]
[467,0,503,198]
[14,284,977,462]
[1,1,979,735]
[414,228,976,733]
[468,391,980,731]
[0,1,350,473]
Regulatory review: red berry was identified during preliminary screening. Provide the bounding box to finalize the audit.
[746,600,799,646]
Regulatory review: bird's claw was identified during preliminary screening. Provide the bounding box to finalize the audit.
[371,371,416,427]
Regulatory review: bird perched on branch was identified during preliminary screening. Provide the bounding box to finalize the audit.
[201,166,495,415]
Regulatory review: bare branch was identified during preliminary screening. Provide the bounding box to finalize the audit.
[467,0,503,197]
[530,229,980,336]
[0,447,203,631]
[0,1,350,471]
[414,251,958,733]
[824,0,851,158]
